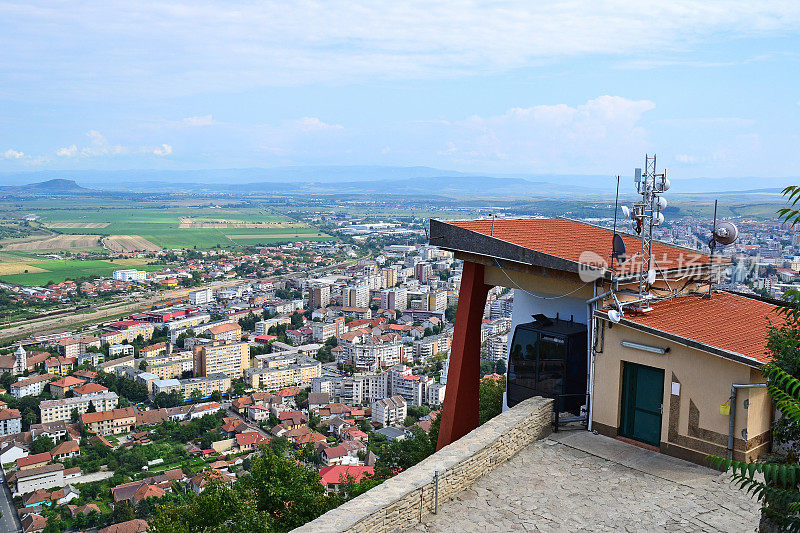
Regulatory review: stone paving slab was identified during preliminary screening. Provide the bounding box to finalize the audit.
[411,437,760,532]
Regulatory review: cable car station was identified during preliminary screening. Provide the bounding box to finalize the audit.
[431,158,779,465]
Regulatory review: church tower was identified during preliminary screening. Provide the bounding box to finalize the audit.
[13,344,27,375]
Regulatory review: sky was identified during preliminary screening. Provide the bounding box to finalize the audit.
[1,1,800,179]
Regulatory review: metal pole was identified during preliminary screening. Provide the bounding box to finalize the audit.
[708,200,718,298]
[433,470,439,514]
[727,383,767,459]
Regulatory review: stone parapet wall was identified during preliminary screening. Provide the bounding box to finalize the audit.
[293,396,554,533]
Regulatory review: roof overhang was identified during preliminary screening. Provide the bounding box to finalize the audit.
[594,309,763,369]
[429,218,603,278]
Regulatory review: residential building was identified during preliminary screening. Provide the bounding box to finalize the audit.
[371,395,407,427]
[207,323,242,342]
[11,374,54,398]
[308,283,331,310]
[193,340,250,378]
[0,408,22,437]
[319,465,374,494]
[40,392,119,424]
[140,342,169,359]
[343,284,369,309]
[10,463,65,496]
[380,287,407,311]
[311,321,338,343]
[151,373,231,398]
[44,356,76,376]
[49,376,85,398]
[189,288,214,305]
[144,352,194,380]
[112,269,147,282]
[81,407,137,436]
[342,339,403,372]
[244,354,322,390]
[485,333,508,362]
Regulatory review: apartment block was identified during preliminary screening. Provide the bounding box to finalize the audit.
[188,288,214,305]
[308,283,331,310]
[343,285,369,309]
[0,408,22,437]
[371,395,407,427]
[380,288,407,311]
[40,392,119,424]
[11,374,54,398]
[81,407,137,436]
[207,322,242,342]
[151,373,231,398]
[193,341,250,378]
[244,354,322,390]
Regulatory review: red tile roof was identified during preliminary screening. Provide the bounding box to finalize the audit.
[606,291,780,365]
[17,452,52,468]
[447,218,710,274]
[318,465,374,486]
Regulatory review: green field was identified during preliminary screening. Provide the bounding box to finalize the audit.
[0,206,329,250]
[0,258,162,286]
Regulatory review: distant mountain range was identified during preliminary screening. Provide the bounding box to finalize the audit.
[0,167,796,198]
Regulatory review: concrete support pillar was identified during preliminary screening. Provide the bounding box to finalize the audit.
[437,260,491,450]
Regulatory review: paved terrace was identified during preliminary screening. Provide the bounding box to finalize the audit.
[412,430,759,532]
[295,397,759,533]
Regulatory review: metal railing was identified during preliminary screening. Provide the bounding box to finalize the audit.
[552,393,589,432]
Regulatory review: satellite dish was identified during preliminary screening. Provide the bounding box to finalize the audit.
[621,205,631,219]
[713,221,739,246]
[655,196,667,211]
[653,212,665,226]
[647,269,657,285]
[608,309,622,323]
[612,234,627,263]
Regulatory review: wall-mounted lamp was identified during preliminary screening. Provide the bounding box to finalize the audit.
[620,340,670,354]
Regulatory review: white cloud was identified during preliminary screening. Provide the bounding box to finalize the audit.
[2,149,24,159]
[56,145,78,157]
[3,2,800,98]
[294,117,344,132]
[180,115,214,127]
[433,95,656,171]
[53,131,171,159]
[675,154,696,163]
[151,144,173,156]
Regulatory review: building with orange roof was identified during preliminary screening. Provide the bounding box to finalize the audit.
[318,465,374,493]
[72,382,109,397]
[48,376,85,398]
[81,407,136,436]
[430,215,776,465]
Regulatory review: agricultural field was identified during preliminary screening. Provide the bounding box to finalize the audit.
[0,205,330,252]
[0,256,160,286]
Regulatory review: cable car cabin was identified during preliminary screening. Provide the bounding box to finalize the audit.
[507,314,587,415]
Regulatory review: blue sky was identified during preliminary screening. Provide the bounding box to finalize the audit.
[1,1,799,179]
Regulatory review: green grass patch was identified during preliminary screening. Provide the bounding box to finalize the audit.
[0,258,162,286]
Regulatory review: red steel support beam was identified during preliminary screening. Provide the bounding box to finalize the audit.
[437,260,491,450]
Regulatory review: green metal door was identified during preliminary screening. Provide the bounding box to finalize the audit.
[620,362,664,447]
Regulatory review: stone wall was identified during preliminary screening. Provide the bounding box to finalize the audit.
[293,396,554,533]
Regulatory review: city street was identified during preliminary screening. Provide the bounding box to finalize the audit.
[0,470,22,533]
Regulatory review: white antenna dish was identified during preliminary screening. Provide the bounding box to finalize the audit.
[655,196,667,211]
[653,212,665,226]
[608,309,622,323]
[647,269,657,285]
[713,221,739,246]
[621,205,631,219]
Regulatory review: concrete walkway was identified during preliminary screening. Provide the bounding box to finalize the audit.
[412,429,760,532]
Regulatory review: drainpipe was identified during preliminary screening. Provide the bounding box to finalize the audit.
[727,383,767,459]
[586,284,612,432]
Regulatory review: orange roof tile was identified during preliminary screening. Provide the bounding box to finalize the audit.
[604,291,780,365]
[447,218,711,274]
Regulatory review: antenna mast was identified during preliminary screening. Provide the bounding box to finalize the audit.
[625,154,670,309]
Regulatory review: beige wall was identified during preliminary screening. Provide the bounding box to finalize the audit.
[592,319,771,462]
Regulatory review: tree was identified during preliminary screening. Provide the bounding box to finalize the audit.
[87,400,97,413]
[70,407,80,423]
[31,436,55,454]
[210,391,223,402]
[191,389,203,402]
[112,501,136,524]
[494,358,507,375]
